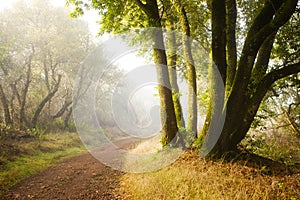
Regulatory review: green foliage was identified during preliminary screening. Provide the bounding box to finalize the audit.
[0,0,93,129]
[193,133,204,148]
[242,130,300,165]
[0,123,48,140]
[0,132,83,196]
[272,7,300,65]
[68,0,148,35]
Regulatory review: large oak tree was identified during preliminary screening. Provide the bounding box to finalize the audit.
[201,0,300,157]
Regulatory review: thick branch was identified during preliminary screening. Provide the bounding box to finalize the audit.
[253,0,298,48]
[134,0,160,20]
[246,62,300,132]
[232,0,296,93]
[252,32,277,78]
[211,0,227,83]
[249,31,277,92]
[31,75,62,127]
[231,62,300,145]
[52,99,72,119]
[227,0,297,134]
[225,0,237,94]
[263,62,300,88]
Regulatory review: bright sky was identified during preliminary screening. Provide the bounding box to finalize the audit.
[0,0,100,37]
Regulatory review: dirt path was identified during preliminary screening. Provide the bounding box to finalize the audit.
[1,138,139,200]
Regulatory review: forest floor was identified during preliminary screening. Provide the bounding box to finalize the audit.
[1,139,300,200]
[1,151,124,200]
[1,137,139,200]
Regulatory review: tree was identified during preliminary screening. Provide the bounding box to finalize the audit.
[67,0,300,157]
[172,0,197,137]
[68,0,179,145]
[201,0,300,157]
[0,0,92,129]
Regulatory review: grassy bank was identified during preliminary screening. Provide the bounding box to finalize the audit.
[0,132,84,196]
[119,151,300,200]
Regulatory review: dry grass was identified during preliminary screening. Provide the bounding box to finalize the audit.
[129,134,162,154]
[118,150,300,200]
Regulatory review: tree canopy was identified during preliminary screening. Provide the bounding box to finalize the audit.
[66,0,300,157]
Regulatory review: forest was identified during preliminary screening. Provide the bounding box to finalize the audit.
[0,0,299,199]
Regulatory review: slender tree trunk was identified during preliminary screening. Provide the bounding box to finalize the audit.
[166,22,185,128]
[20,48,34,129]
[152,28,179,145]
[176,3,198,137]
[135,0,179,145]
[0,84,12,126]
[64,107,73,129]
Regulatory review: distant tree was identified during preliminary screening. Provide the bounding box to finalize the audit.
[0,0,92,129]
[68,0,180,145]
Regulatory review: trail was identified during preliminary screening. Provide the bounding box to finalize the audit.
[2,138,139,200]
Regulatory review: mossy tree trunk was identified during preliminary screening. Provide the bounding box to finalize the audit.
[135,0,178,145]
[202,0,300,157]
[175,2,198,138]
[166,21,185,129]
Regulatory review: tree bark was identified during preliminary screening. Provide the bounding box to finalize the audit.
[31,75,62,128]
[200,0,227,155]
[176,2,198,137]
[203,0,298,157]
[20,47,35,129]
[64,107,73,129]
[0,84,12,125]
[52,99,72,119]
[211,0,227,84]
[166,22,185,128]
[134,0,179,145]
[225,0,237,97]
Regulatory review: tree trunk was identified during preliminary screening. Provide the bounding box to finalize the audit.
[152,29,179,145]
[20,47,34,129]
[0,84,12,126]
[166,22,185,128]
[225,0,237,97]
[135,0,179,145]
[64,107,73,129]
[31,75,62,128]
[177,3,198,137]
[201,0,299,158]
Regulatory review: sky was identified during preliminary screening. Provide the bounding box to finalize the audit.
[0,0,100,37]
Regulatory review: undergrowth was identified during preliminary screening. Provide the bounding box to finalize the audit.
[0,132,84,196]
[118,150,300,200]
